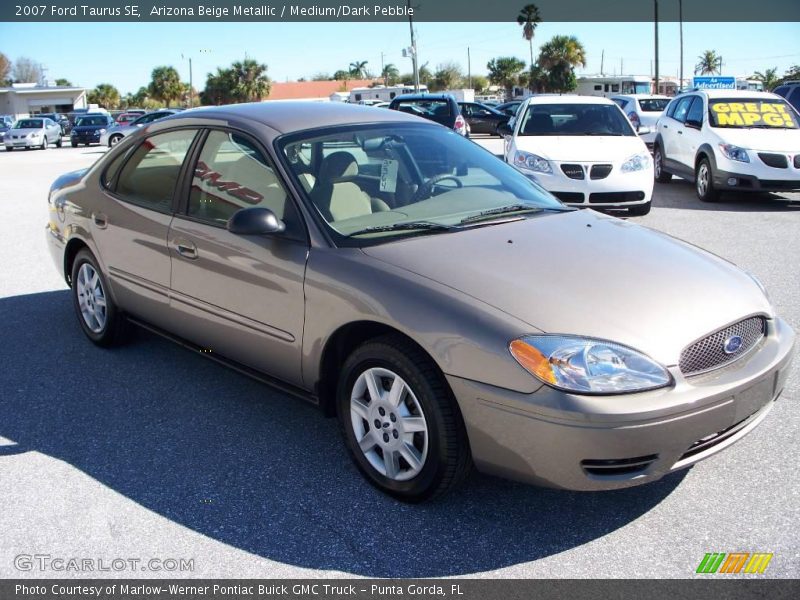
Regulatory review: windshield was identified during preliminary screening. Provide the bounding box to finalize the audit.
[708,98,798,129]
[638,99,670,112]
[278,123,564,245]
[14,119,43,129]
[75,116,108,126]
[393,100,451,117]
[518,103,636,136]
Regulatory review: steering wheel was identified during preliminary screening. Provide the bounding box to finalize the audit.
[412,174,463,202]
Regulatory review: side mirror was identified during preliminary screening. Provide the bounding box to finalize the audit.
[227,207,285,235]
[497,121,513,136]
[637,126,652,136]
[684,119,701,130]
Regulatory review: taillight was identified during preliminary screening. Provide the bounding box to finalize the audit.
[627,111,641,127]
[455,115,466,133]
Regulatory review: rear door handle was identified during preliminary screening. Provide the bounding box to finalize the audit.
[173,240,198,260]
[93,213,107,228]
[677,130,683,135]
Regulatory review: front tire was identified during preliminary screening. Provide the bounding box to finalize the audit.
[40,137,47,150]
[71,141,78,148]
[653,145,671,183]
[109,134,123,147]
[56,136,62,148]
[695,157,719,202]
[71,249,127,347]
[337,335,472,502]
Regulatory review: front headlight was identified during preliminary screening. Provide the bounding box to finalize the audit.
[29,132,41,138]
[620,152,651,173]
[719,143,750,163]
[509,335,671,394]
[98,128,106,134]
[513,150,552,174]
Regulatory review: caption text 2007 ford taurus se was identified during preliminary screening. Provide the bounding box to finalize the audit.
[46,103,795,501]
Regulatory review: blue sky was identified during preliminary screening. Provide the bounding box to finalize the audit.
[0,21,798,94]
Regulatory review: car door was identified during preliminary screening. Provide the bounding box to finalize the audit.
[679,96,706,171]
[92,127,200,329]
[44,118,58,143]
[167,128,309,387]
[472,104,500,134]
[660,95,693,170]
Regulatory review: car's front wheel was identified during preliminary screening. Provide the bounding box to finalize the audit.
[109,134,123,147]
[40,137,47,150]
[653,145,671,183]
[55,136,62,148]
[71,249,127,346]
[337,336,471,502]
[695,157,719,202]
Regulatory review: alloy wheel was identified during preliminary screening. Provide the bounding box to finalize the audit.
[697,163,709,196]
[76,263,107,333]
[349,367,429,481]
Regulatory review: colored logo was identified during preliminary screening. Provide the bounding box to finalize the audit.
[696,552,773,574]
[723,335,743,354]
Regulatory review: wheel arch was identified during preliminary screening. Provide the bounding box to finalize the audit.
[64,237,90,287]
[695,143,717,171]
[316,320,446,418]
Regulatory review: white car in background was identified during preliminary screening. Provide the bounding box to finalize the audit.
[653,89,800,201]
[611,94,671,149]
[501,95,654,216]
[4,117,63,150]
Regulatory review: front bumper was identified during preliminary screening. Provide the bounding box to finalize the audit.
[449,317,794,490]
[713,167,800,193]
[71,132,102,145]
[5,136,41,148]
[522,161,654,208]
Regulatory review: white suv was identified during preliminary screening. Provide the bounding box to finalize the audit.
[653,89,800,201]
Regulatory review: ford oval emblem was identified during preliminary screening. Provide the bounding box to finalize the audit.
[723,335,743,354]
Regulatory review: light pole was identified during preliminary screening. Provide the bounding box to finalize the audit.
[182,49,211,108]
[679,0,684,91]
[407,0,419,92]
[654,0,659,95]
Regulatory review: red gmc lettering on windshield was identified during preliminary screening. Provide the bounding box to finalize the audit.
[194,161,264,204]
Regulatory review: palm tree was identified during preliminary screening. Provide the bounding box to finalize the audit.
[349,61,369,79]
[91,83,121,109]
[537,35,587,93]
[148,66,183,108]
[752,67,779,91]
[230,59,271,102]
[381,63,399,87]
[695,50,722,75]
[517,3,542,81]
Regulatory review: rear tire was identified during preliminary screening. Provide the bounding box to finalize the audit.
[40,137,47,150]
[5,147,12,152]
[653,145,671,183]
[628,201,651,217]
[337,335,472,502]
[71,141,78,148]
[695,158,719,202]
[56,136,62,148]
[70,249,128,347]
[109,134,123,147]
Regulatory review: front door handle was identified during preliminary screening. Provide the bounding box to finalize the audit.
[173,240,198,260]
[93,213,108,229]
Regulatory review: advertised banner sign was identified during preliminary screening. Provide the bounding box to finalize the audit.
[693,77,737,90]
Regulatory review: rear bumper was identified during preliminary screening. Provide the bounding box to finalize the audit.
[449,317,794,490]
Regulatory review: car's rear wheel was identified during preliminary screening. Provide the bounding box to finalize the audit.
[696,158,719,202]
[337,335,471,502]
[55,136,62,148]
[628,201,651,217]
[109,134,123,147]
[40,137,47,150]
[71,141,78,148]
[5,147,12,152]
[71,249,127,347]
[653,145,671,183]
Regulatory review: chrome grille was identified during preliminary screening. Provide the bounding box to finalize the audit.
[679,317,766,377]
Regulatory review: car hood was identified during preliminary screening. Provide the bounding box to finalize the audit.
[362,209,771,366]
[514,134,646,162]
[708,126,800,152]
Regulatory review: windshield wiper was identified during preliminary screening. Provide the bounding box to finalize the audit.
[348,221,454,237]
[459,204,545,225]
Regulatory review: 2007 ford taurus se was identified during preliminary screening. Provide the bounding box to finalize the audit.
[46,102,794,501]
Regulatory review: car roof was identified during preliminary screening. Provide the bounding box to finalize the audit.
[152,101,421,134]
[392,94,454,101]
[681,89,782,100]
[611,94,670,100]
[527,95,616,105]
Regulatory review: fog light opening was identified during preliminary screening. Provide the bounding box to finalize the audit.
[727,177,738,186]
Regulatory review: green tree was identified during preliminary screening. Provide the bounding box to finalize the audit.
[777,64,800,86]
[54,78,72,86]
[537,35,587,92]
[311,72,332,81]
[432,62,463,91]
[333,69,350,81]
[695,50,722,75]
[148,66,183,108]
[487,56,526,98]
[517,3,542,88]
[349,60,369,78]
[751,67,779,91]
[381,63,400,86]
[201,67,236,105]
[230,58,271,101]
[126,87,150,107]
[418,63,434,86]
[471,75,489,92]
[88,83,121,109]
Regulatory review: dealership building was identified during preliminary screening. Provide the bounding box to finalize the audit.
[0,83,88,119]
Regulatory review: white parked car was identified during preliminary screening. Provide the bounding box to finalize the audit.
[653,89,800,201]
[501,95,654,216]
[611,94,670,149]
[4,117,63,150]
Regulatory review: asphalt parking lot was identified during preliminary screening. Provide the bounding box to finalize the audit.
[0,143,798,579]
